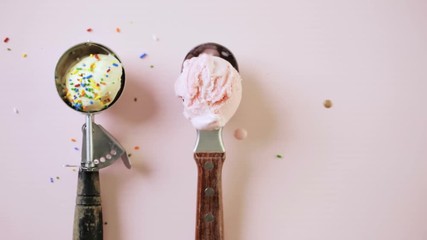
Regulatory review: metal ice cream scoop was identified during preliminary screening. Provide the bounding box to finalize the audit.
[55,42,130,240]
[181,43,240,240]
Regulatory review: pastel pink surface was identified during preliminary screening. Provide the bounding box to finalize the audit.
[1,1,427,240]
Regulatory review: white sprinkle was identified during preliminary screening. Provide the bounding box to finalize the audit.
[13,107,19,114]
[152,34,159,41]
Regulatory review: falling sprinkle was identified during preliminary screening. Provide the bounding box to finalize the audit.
[22,53,27,58]
[71,138,77,142]
[86,28,93,32]
[134,146,140,150]
[150,65,154,68]
[128,153,132,158]
[13,107,19,114]
[3,37,9,43]
[56,176,60,180]
[74,147,79,151]
[116,27,121,33]
[112,63,119,67]
[276,154,283,159]
[234,128,248,140]
[50,177,54,183]
[134,97,138,102]
[139,53,147,59]
[7,48,11,51]
[152,34,159,41]
[323,99,333,109]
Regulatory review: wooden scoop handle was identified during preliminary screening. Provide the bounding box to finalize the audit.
[194,152,225,240]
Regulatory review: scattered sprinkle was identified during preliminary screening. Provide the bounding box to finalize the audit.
[64,164,79,168]
[276,154,283,159]
[116,27,121,33]
[13,107,19,114]
[128,153,132,157]
[86,28,93,32]
[22,53,27,58]
[234,128,248,140]
[323,99,333,108]
[139,53,147,59]
[104,222,108,225]
[56,176,60,180]
[71,138,77,142]
[134,146,140,150]
[7,48,11,51]
[3,37,9,43]
[152,34,159,41]
[150,65,154,68]
[50,177,54,183]
[74,147,79,151]
[134,97,138,102]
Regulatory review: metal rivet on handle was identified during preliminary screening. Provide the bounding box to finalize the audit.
[204,213,215,222]
[203,161,214,170]
[204,187,215,197]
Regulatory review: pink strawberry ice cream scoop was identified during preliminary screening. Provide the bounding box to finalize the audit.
[175,53,242,130]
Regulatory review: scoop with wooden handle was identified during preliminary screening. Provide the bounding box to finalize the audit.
[180,43,241,240]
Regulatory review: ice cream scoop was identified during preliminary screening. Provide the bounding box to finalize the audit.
[55,42,130,240]
[176,43,242,240]
[175,53,242,130]
[63,54,123,112]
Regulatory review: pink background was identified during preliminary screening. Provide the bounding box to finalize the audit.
[1,0,427,239]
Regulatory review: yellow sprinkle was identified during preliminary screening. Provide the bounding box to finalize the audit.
[22,53,27,58]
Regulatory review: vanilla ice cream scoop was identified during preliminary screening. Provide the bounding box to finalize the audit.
[55,42,125,113]
[63,54,122,112]
[175,53,242,130]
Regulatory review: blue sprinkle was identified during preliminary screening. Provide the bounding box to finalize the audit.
[73,103,82,111]
[82,64,86,67]
[112,63,119,67]
[50,177,54,183]
[85,75,93,79]
[139,53,147,59]
[90,101,94,105]
[106,74,109,78]
[74,147,79,151]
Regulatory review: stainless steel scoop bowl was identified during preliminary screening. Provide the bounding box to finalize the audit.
[55,42,125,113]
[182,42,239,72]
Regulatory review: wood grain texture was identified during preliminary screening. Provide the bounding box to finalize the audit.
[73,170,103,240]
[194,152,226,240]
